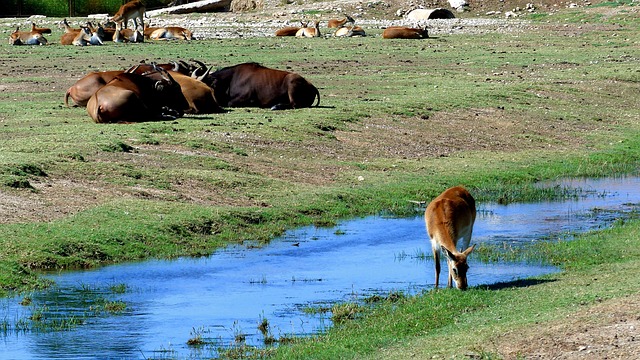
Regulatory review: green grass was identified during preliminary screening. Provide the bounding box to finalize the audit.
[0,1,638,312]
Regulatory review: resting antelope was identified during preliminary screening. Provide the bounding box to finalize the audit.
[382,26,429,39]
[111,0,145,30]
[113,22,143,43]
[9,26,48,45]
[59,18,81,34]
[295,20,320,38]
[275,21,307,37]
[327,15,355,28]
[334,25,366,37]
[31,22,51,34]
[425,186,476,290]
[148,26,193,40]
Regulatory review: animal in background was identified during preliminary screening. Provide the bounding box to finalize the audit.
[9,26,48,45]
[425,186,476,290]
[295,20,320,38]
[327,15,355,28]
[111,0,145,30]
[382,26,429,39]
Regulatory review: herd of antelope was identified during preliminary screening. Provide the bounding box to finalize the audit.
[9,0,192,46]
[10,1,479,291]
[9,0,430,45]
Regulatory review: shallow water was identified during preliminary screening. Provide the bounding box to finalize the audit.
[1,177,638,359]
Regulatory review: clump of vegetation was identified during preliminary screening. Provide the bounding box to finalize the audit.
[330,302,362,324]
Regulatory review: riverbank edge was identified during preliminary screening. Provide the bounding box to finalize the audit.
[269,216,640,359]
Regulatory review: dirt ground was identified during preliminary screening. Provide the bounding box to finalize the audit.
[494,293,640,359]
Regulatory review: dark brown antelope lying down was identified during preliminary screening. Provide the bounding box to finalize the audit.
[198,62,320,110]
[67,62,222,116]
[86,64,189,123]
[382,26,429,39]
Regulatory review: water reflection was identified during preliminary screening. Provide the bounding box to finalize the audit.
[0,177,638,359]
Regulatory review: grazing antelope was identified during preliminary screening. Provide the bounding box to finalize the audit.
[382,26,429,39]
[295,20,320,38]
[9,26,48,45]
[425,186,476,290]
[31,22,51,34]
[148,26,193,40]
[327,15,355,28]
[111,0,145,30]
[334,25,366,37]
[275,21,307,37]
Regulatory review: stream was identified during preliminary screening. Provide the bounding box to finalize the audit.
[1,176,638,359]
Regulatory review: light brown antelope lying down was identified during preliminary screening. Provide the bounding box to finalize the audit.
[382,26,429,39]
[275,21,307,37]
[148,26,194,40]
[111,0,145,29]
[327,15,355,28]
[59,18,80,34]
[334,25,366,37]
[87,64,188,123]
[295,21,320,38]
[113,22,143,43]
[31,22,51,35]
[9,26,48,45]
[425,186,476,290]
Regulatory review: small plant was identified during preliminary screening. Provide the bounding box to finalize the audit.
[103,301,127,313]
[186,326,206,346]
[330,302,362,324]
[19,296,32,306]
[109,283,128,294]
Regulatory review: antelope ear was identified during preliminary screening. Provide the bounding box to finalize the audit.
[463,244,476,256]
[443,247,456,261]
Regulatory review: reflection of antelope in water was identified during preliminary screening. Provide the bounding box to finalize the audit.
[327,15,355,28]
[275,21,307,37]
[295,20,320,38]
[425,186,476,290]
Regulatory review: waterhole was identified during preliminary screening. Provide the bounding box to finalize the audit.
[1,177,638,359]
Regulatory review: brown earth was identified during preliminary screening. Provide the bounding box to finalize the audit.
[494,293,640,359]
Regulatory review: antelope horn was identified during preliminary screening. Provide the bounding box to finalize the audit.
[196,66,212,82]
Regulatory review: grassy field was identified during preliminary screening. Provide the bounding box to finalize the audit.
[0,2,639,357]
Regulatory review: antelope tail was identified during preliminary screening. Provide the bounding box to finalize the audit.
[64,89,72,107]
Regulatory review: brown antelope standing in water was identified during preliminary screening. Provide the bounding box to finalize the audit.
[382,26,429,39]
[111,0,145,30]
[425,186,476,290]
[295,20,320,38]
[275,21,307,37]
[327,15,355,28]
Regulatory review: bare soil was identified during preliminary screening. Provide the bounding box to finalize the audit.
[495,294,640,359]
